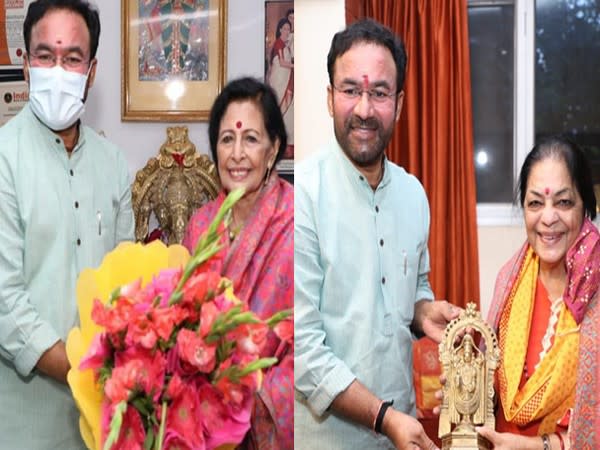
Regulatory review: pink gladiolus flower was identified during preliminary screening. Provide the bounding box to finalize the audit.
[177,329,216,373]
[165,384,205,448]
[229,321,269,356]
[91,297,134,334]
[165,373,185,401]
[145,268,181,307]
[115,347,166,400]
[182,271,221,305]
[162,431,199,450]
[104,360,143,404]
[108,405,146,450]
[198,382,252,449]
[79,333,111,372]
[120,278,142,299]
[126,313,158,349]
[214,373,247,406]
[152,305,188,342]
[199,301,218,337]
[274,316,293,344]
[213,293,236,313]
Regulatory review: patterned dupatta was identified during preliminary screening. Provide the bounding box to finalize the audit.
[183,176,294,449]
[497,247,579,432]
[488,218,600,447]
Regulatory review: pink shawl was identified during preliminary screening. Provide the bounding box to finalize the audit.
[183,176,294,449]
[487,218,600,449]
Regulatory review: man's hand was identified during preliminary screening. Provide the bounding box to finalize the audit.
[382,408,439,450]
[36,340,70,384]
[413,300,462,343]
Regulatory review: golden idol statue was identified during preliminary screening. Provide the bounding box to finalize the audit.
[438,303,500,450]
[132,126,220,245]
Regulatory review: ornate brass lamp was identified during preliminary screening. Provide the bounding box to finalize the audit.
[438,303,500,450]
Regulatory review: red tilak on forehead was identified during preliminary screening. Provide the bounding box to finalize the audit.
[236,121,242,129]
[545,187,551,195]
[362,74,369,89]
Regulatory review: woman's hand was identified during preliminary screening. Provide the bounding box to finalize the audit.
[476,426,542,450]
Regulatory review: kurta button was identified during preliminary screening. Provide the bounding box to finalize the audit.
[70,169,74,176]
[381,277,386,284]
[55,138,60,144]
[375,206,379,213]
[77,238,81,246]
[380,239,384,246]
[74,201,79,208]
[359,176,364,181]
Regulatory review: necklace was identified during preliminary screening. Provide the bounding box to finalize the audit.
[228,209,241,242]
[228,227,237,242]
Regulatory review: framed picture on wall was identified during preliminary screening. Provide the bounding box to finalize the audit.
[122,0,227,122]
[264,1,294,174]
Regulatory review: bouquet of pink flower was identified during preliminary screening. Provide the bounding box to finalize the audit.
[66,189,292,450]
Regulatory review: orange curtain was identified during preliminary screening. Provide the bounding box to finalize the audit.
[0,2,9,65]
[345,0,480,309]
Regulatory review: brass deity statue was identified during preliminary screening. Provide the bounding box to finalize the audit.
[438,303,500,450]
[132,126,220,244]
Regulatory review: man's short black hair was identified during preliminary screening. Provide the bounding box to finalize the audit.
[327,18,407,92]
[24,0,101,59]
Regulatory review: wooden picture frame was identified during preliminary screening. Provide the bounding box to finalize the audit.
[264,1,294,174]
[121,0,227,122]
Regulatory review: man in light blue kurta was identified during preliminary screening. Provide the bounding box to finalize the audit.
[294,19,458,449]
[0,1,134,448]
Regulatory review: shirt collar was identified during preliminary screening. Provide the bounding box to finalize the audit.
[24,103,85,153]
[332,140,392,192]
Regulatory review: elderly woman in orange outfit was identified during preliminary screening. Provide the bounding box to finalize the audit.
[478,136,600,450]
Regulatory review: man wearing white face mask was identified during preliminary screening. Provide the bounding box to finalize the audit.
[0,1,134,448]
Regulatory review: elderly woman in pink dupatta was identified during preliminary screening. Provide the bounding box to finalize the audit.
[183,77,293,449]
[478,136,600,450]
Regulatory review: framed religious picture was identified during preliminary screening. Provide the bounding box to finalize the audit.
[122,0,227,121]
[264,1,294,174]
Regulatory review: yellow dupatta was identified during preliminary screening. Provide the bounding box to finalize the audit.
[498,248,579,433]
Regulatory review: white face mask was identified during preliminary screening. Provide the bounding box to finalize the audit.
[28,65,89,131]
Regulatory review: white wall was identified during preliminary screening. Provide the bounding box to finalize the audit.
[295,0,528,317]
[295,0,344,161]
[83,0,267,174]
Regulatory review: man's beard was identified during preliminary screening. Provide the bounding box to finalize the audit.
[334,115,394,167]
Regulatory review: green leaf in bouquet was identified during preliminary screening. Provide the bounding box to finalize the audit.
[155,400,168,450]
[214,357,279,384]
[265,308,293,327]
[103,400,127,450]
[238,357,279,377]
[168,188,245,306]
[143,427,155,450]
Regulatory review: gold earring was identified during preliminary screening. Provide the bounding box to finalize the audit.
[264,164,272,186]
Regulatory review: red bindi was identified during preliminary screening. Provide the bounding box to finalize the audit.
[236,121,242,129]
[544,187,550,195]
[362,74,369,89]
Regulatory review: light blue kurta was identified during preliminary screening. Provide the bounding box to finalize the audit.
[294,142,434,449]
[0,105,134,449]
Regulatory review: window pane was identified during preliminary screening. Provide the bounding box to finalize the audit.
[535,0,600,187]
[468,4,515,203]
